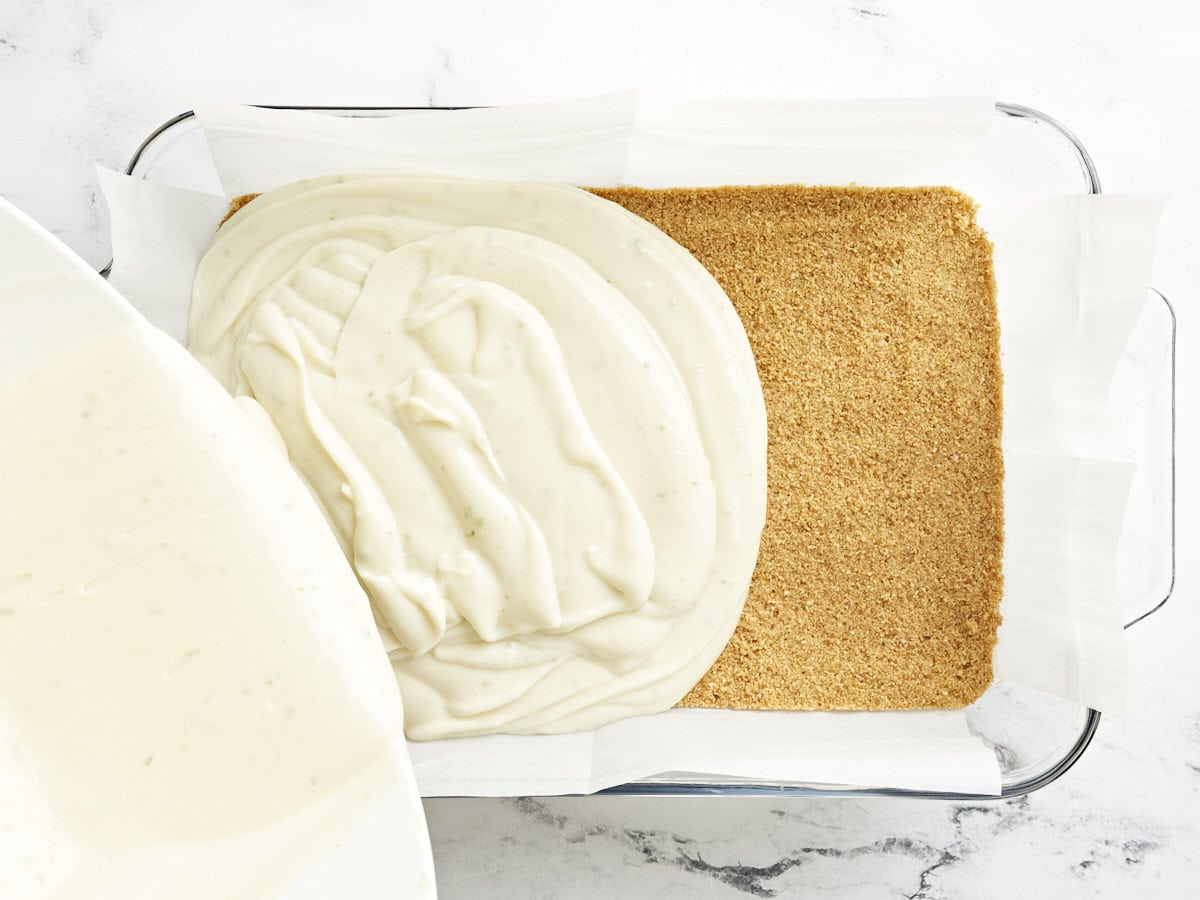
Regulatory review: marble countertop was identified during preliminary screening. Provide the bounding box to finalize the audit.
[2,1,1196,896]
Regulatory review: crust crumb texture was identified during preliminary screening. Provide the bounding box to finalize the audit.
[592,184,1004,711]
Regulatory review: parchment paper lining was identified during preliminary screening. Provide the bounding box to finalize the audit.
[99,94,1162,796]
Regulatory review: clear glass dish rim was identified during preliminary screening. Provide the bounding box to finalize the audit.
[109,101,1178,800]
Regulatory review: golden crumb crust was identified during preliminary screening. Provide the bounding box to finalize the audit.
[591,184,1004,711]
[220,193,260,227]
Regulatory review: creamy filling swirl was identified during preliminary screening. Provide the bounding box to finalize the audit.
[190,174,766,739]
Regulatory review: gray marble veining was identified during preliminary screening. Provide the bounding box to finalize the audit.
[424,781,1188,898]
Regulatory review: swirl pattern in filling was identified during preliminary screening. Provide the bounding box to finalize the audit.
[190,174,767,739]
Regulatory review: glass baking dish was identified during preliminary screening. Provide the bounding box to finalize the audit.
[108,102,1176,799]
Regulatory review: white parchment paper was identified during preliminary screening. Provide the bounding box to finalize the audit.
[100,94,1162,796]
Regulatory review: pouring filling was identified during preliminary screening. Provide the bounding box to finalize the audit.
[191,174,768,740]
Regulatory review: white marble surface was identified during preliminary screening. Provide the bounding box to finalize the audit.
[2,1,1197,896]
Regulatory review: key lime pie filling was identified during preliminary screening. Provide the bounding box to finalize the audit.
[190,174,769,740]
